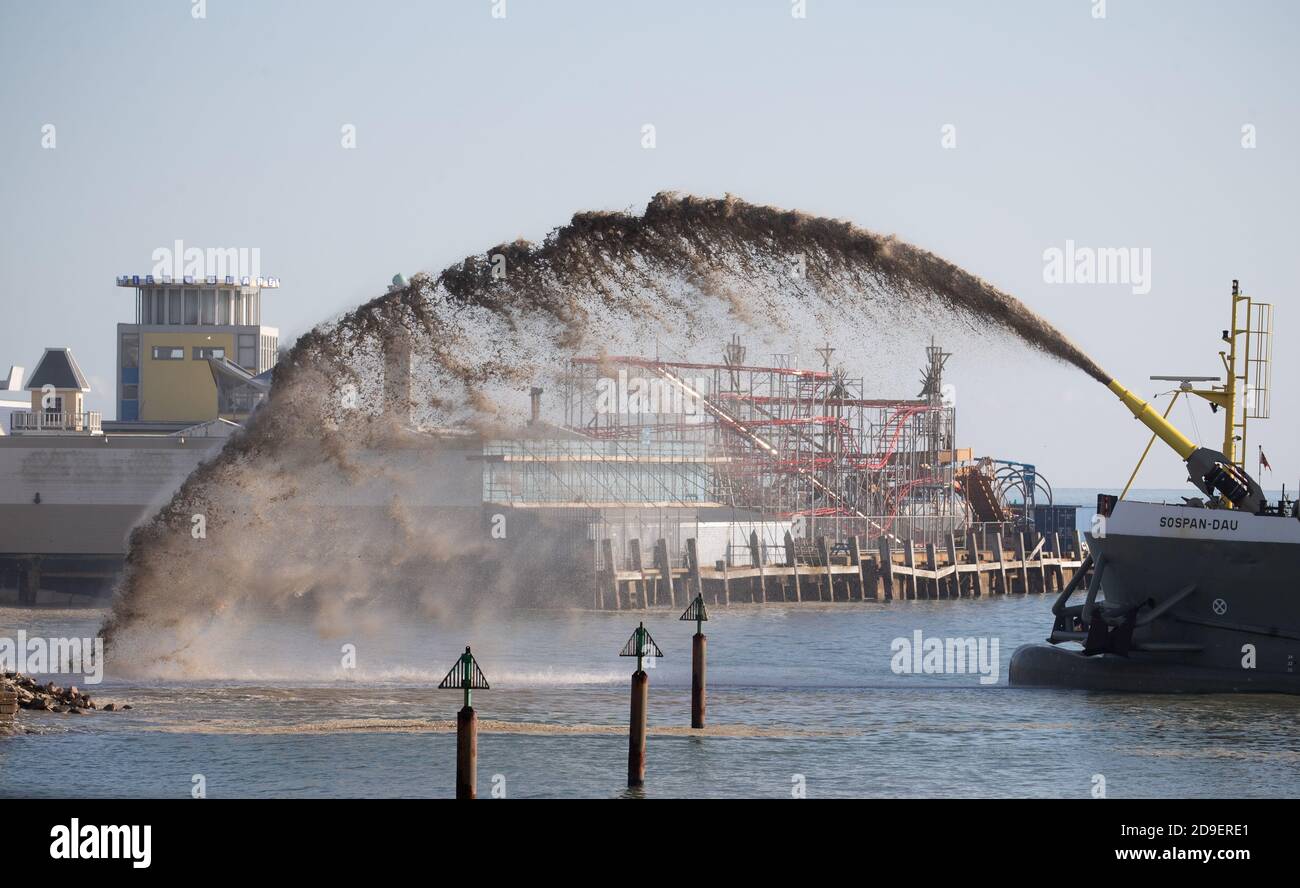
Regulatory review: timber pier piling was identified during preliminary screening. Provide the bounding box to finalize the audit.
[595,530,1087,610]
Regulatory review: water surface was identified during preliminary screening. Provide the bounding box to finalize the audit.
[2,597,1296,798]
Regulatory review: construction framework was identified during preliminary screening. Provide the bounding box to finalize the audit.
[481,336,963,552]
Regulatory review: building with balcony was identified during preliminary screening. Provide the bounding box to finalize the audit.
[8,348,99,435]
[0,347,232,603]
[115,273,279,423]
[0,271,282,602]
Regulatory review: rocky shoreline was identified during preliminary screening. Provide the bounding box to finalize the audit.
[1,672,131,717]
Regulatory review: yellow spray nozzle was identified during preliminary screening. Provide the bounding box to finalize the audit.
[1107,379,1197,461]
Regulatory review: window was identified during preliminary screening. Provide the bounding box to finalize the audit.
[122,384,139,400]
[121,334,139,369]
[201,289,216,325]
[218,291,231,325]
[184,289,198,324]
[238,333,257,369]
[193,347,226,360]
[152,346,185,360]
[169,289,182,324]
[44,396,63,415]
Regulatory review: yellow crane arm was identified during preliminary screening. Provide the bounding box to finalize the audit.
[1107,379,1197,461]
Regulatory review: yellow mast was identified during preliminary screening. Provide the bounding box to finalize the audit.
[1188,280,1249,469]
[1109,281,1271,512]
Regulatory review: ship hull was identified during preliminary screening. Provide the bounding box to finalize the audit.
[1009,500,1300,692]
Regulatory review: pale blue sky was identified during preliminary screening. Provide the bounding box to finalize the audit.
[2,0,1297,487]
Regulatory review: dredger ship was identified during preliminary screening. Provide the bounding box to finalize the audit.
[1010,281,1300,693]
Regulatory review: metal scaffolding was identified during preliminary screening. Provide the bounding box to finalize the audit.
[483,336,964,547]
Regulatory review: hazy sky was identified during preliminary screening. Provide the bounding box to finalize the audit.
[1,0,1296,488]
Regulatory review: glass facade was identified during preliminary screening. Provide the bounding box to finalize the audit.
[482,439,717,505]
[133,285,265,327]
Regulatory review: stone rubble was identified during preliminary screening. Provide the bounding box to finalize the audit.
[0,672,131,718]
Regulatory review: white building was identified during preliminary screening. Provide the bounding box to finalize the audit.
[0,347,229,604]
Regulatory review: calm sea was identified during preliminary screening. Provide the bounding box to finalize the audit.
[3,568,1299,798]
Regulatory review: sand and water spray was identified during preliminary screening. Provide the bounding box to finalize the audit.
[101,192,1108,678]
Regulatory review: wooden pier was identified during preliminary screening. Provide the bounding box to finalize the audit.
[594,530,1088,609]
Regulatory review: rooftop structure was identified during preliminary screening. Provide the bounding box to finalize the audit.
[115,274,279,423]
[7,348,99,435]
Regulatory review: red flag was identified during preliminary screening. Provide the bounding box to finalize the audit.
[1260,449,1272,472]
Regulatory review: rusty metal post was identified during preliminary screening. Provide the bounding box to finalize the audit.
[619,622,662,788]
[629,669,648,786]
[679,594,709,729]
[691,632,706,729]
[456,705,477,799]
[438,646,490,801]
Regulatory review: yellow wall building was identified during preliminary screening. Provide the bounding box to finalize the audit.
[138,331,236,422]
[115,275,279,423]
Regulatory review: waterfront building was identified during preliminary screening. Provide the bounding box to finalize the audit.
[0,272,282,603]
[115,274,279,423]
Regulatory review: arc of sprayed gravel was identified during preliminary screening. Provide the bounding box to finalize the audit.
[102,191,1109,647]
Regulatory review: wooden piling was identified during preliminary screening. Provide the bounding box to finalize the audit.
[1040,530,1050,592]
[749,530,767,603]
[816,535,833,602]
[1050,533,1065,591]
[691,633,706,730]
[456,705,477,800]
[686,538,704,603]
[992,532,1008,595]
[601,538,619,610]
[1014,532,1030,595]
[862,556,880,600]
[628,669,648,787]
[608,531,1089,611]
[878,536,895,601]
[849,536,864,601]
[903,540,917,600]
[784,531,801,602]
[654,538,675,608]
[925,543,939,600]
[630,538,646,609]
[965,534,982,598]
